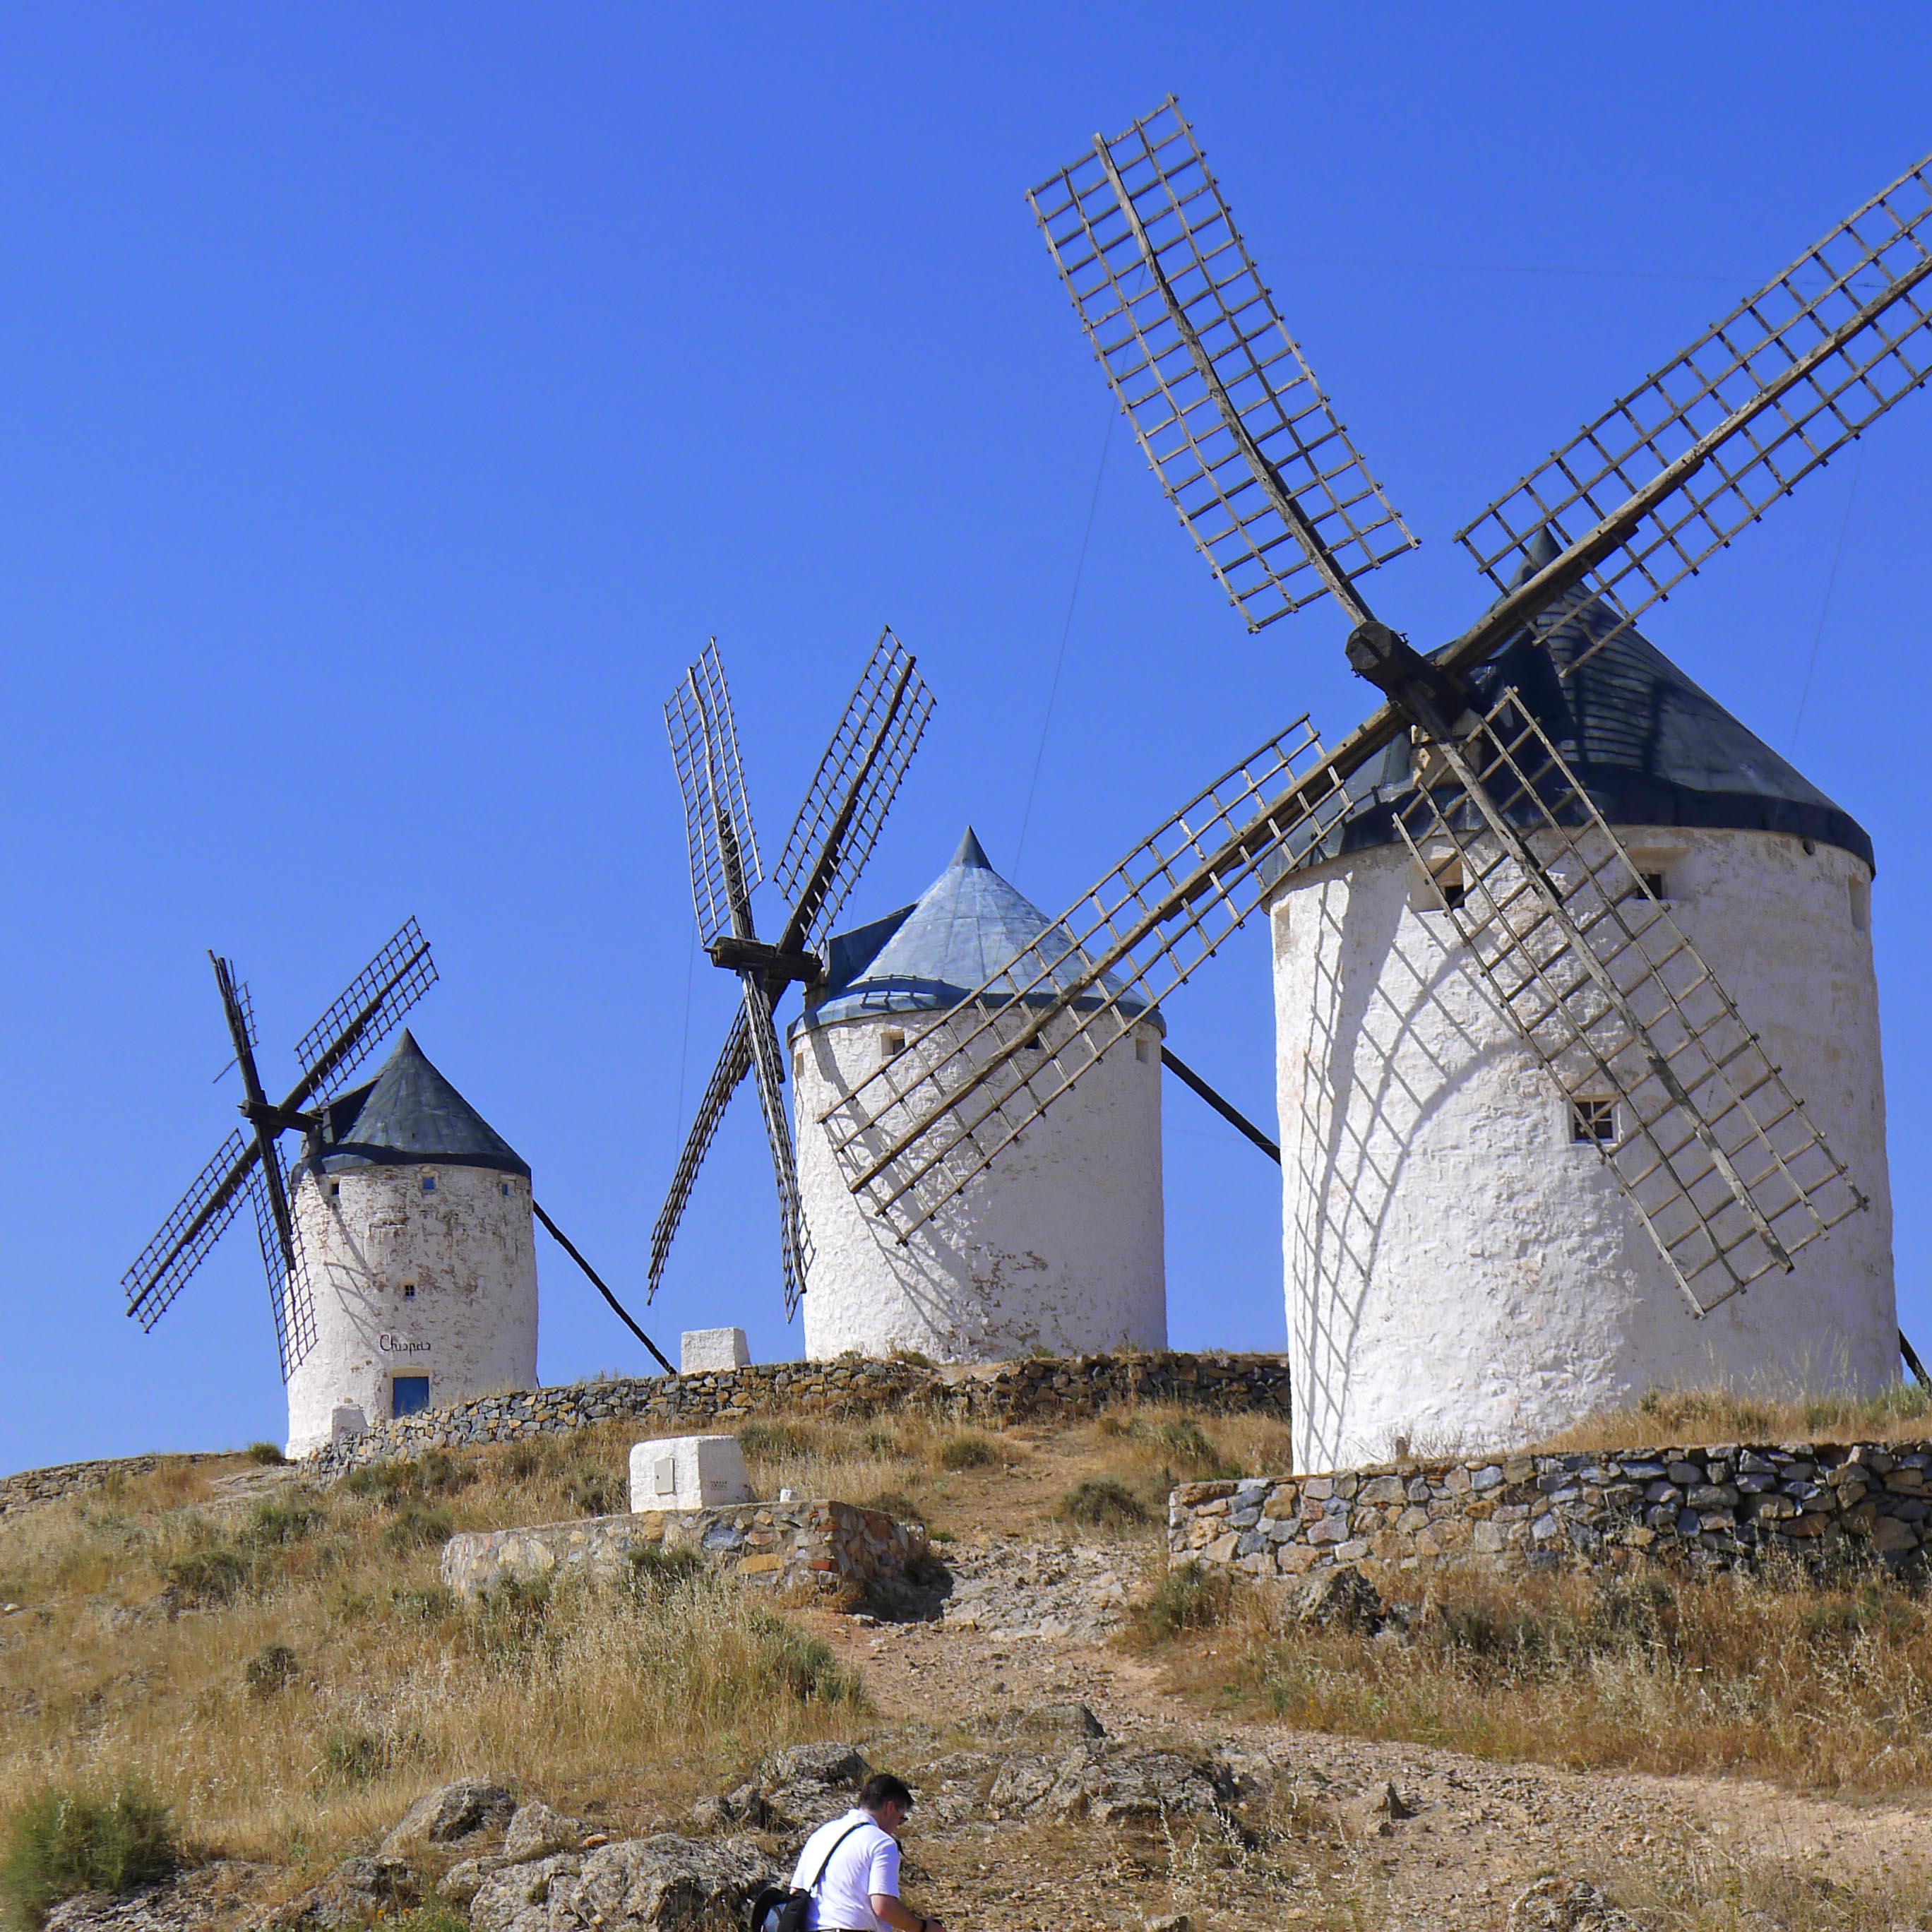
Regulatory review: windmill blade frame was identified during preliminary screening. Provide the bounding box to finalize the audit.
[248,1143,318,1379]
[123,1128,257,1330]
[741,981,812,1315]
[1457,148,1932,664]
[1393,692,1866,1314]
[666,640,763,948]
[773,628,935,954]
[290,917,440,1108]
[823,717,1349,1238]
[1030,95,1416,632]
[647,1006,754,1301]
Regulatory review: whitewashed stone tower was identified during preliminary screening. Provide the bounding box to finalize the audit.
[285,1030,538,1455]
[792,828,1167,1362]
[1268,608,1897,1472]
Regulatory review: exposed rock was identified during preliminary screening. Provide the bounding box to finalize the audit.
[1018,1700,1105,1741]
[758,1742,871,1789]
[380,1775,518,1856]
[988,1744,1230,1825]
[439,1856,501,1909]
[470,1832,776,1932]
[1507,1876,1638,1930]
[506,1801,585,1864]
[1292,1567,1386,1634]
[270,1854,419,1927]
[42,1864,273,1931]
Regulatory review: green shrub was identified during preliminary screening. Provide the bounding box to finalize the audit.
[499,1440,549,1482]
[345,1451,472,1507]
[1152,1418,1241,1479]
[1058,1478,1149,1528]
[244,1441,288,1466]
[388,1585,458,1624]
[244,1494,327,1548]
[383,1505,453,1551]
[244,1642,299,1698]
[165,1543,249,1605]
[0,1775,178,1927]
[316,1728,384,1791]
[934,1432,998,1472]
[1131,1561,1235,1643]
[863,1490,926,1527]
[751,1609,864,1707]
[567,1469,622,1517]
[626,1544,707,1602]
[395,1907,472,1932]
[467,1577,556,1666]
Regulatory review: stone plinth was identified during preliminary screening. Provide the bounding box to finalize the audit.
[440,1499,926,1602]
[682,1328,751,1374]
[630,1435,755,1512]
[1170,1439,1932,1585]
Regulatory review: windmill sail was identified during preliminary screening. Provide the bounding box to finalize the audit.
[1030,96,1415,631]
[666,640,763,947]
[292,917,440,1106]
[124,1129,256,1331]
[648,1006,753,1301]
[1456,149,1932,665]
[1393,691,1866,1313]
[823,717,1347,1238]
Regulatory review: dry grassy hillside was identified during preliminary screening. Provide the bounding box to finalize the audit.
[4,1398,1932,1929]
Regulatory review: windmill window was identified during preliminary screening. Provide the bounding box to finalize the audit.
[880,1028,905,1061]
[1135,1034,1155,1066]
[1418,853,1465,913]
[500,1182,511,1198]
[1639,871,1669,901]
[1849,876,1871,933]
[422,1176,436,1193]
[401,1282,417,1300]
[330,1182,341,1198]
[1572,1098,1618,1145]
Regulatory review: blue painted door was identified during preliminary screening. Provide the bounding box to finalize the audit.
[391,1375,431,1417]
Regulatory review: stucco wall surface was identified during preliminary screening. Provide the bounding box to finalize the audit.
[1270,826,1895,1473]
[286,1164,539,1456]
[792,1011,1166,1362]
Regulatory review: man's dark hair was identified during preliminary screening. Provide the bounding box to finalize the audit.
[858,1773,913,1813]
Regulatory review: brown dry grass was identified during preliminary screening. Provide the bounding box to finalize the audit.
[1143,1556,1932,1796]
[0,1402,1271,1875]
[1532,1378,1932,1453]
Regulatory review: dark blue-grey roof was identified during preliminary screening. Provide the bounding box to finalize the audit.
[303,1030,530,1178]
[1283,535,1874,877]
[801,827,1164,1033]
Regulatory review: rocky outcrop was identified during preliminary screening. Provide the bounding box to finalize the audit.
[468,1832,776,1932]
[1172,1440,1932,1583]
[441,1499,927,1608]
[379,1775,518,1856]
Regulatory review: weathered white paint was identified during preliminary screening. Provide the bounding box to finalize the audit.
[628,1434,756,1511]
[285,1164,539,1456]
[794,1010,1167,1361]
[1269,825,1896,1472]
[681,1327,751,1374]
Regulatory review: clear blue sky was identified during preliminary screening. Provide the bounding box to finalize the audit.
[4,6,1929,1476]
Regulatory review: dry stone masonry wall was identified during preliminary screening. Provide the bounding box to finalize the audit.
[305,1350,1292,1477]
[440,1499,925,1604]
[1171,1440,1932,1582]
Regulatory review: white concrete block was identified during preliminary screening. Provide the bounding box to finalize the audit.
[329,1403,368,1446]
[681,1326,751,1374]
[629,1433,756,1513]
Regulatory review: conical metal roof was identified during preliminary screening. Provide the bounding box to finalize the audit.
[1284,533,1874,876]
[306,1029,530,1177]
[801,828,1163,1032]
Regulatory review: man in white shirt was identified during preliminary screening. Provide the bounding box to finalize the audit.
[788,1774,948,1932]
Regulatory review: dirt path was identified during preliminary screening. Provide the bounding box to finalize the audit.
[808,1534,1932,1928]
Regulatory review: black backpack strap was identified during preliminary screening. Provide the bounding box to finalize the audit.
[806,1820,874,1895]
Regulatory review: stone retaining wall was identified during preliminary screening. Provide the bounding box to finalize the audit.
[309,1351,1292,1477]
[1171,1440,1932,1582]
[440,1499,925,1604]
[0,1454,218,1523]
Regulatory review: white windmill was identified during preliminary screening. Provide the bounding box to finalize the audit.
[820,100,1931,1469]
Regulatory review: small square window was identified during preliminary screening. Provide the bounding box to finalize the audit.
[1419,853,1465,912]
[1572,1098,1618,1145]
[1640,871,1669,901]
[500,1181,511,1198]
[1135,1034,1155,1066]
[422,1176,436,1193]
[330,1181,341,1198]
[402,1282,417,1299]
[881,1028,905,1061]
